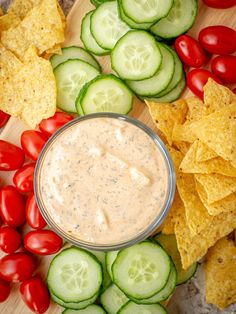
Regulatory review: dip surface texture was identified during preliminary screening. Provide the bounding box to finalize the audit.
[39,117,169,245]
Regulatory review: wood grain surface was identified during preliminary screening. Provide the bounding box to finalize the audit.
[0,1,235,313]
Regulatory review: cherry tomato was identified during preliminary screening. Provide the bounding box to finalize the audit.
[39,112,73,137]
[13,163,35,193]
[26,193,46,230]
[21,131,48,161]
[0,186,25,227]
[0,140,25,171]
[0,226,21,253]
[211,55,236,84]
[187,69,222,99]
[199,26,236,55]
[0,278,11,302]
[24,230,62,255]
[175,35,207,68]
[0,252,35,282]
[0,111,10,129]
[20,277,50,314]
[203,0,236,8]
[232,88,236,95]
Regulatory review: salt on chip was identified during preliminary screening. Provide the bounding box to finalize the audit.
[1,0,65,58]
[195,141,218,162]
[205,237,236,309]
[196,180,236,216]
[146,99,188,145]
[175,208,236,269]
[7,0,41,20]
[195,173,236,204]
[186,97,207,122]
[0,11,21,32]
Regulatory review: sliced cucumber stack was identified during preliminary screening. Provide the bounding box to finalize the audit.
[47,247,103,303]
[91,0,113,6]
[62,305,106,314]
[111,30,162,80]
[91,1,130,50]
[101,284,129,314]
[151,0,198,39]
[54,59,100,113]
[106,251,119,280]
[76,74,133,115]
[118,301,167,314]
[81,11,109,56]
[50,46,101,71]
[121,0,173,24]
[51,292,99,310]
[155,233,198,285]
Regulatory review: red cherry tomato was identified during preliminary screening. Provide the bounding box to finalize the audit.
[0,252,35,282]
[39,112,73,137]
[232,88,236,95]
[26,193,46,230]
[211,55,236,84]
[0,278,11,302]
[199,26,236,55]
[0,111,10,129]
[0,226,21,253]
[0,186,25,227]
[21,131,48,161]
[0,140,25,171]
[20,277,50,314]
[13,163,35,193]
[175,35,207,68]
[24,230,62,255]
[203,0,236,8]
[187,69,222,99]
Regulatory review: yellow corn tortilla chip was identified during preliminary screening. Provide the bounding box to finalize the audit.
[0,11,21,32]
[189,103,236,165]
[195,173,236,204]
[196,180,236,216]
[0,46,56,128]
[1,0,65,58]
[204,78,236,115]
[205,237,236,310]
[172,123,197,143]
[186,97,207,122]
[172,141,190,155]
[175,208,236,269]
[195,141,218,162]
[166,145,184,170]
[177,172,213,235]
[46,43,62,55]
[0,8,3,16]
[0,42,22,71]
[146,99,188,145]
[180,141,236,177]
[7,0,41,19]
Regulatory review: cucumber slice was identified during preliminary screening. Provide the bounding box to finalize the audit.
[50,46,101,71]
[118,301,167,314]
[113,242,171,299]
[106,251,119,280]
[54,59,100,113]
[117,0,152,29]
[51,292,98,310]
[77,74,133,115]
[155,233,198,285]
[150,0,198,39]
[62,305,106,314]
[101,284,129,314]
[91,1,130,50]
[111,30,162,81]
[91,0,113,7]
[121,0,173,24]
[126,43,174,97]
[131,260,177,304]
[156,47,183,97]
[145,75,186,103]
[81,11,109,56]
[47,247,103,303]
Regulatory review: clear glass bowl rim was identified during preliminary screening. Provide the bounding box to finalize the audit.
[34,112,176,251]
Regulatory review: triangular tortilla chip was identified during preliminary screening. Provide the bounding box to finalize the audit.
[7,0,41,19]
[0,11,21,32]
[172,123,197,143]
[195,141,218,162]
[186,96,207,122]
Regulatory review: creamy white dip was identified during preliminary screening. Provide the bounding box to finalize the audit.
[38,117,169,245]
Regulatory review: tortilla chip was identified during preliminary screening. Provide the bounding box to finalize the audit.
[195,141,218,162]
[204,78,236,115]
[0,11,21,32]
[0,46,56,128]
[172,141,190,155]
[194,173,236,204]
[172,123,197,143]
[1,0,65,58]
[186,97,207,122]
[175,208,236,269]
[166,145,184,170]
[0,8,3,16]
[189,103,236,165]
[146,99,188,145]
[205,237,236,309]
[7,0,41,19]
[0,42,22,71]
[180,141,236,177]
[196,180,236,216]
[177,172,213,235]
[46,43,62,55]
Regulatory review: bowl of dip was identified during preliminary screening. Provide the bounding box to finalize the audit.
[34,113,175,251]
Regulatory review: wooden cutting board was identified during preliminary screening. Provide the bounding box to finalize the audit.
[0,1,235,313]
